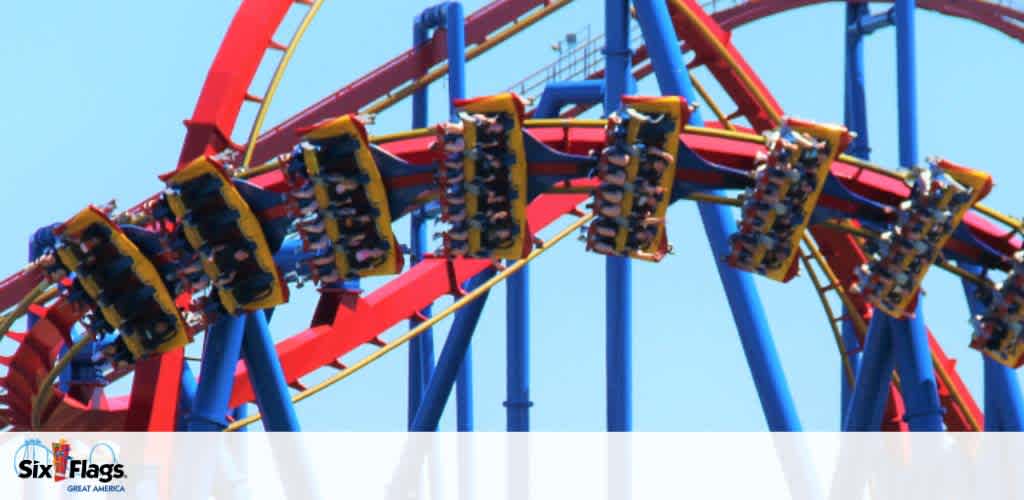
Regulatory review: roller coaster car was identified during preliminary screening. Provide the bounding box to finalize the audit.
[51,206,190,360]
[725,118,852,282]
[970,251,1024,368]
[292,113,401,280]
[161,156,288,314]
[585,95,688,261]
[856,159,992,318]
[438,92,529,260]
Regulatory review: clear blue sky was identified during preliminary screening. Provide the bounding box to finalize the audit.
[1,1,1022,431]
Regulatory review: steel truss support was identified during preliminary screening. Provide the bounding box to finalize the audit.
[633,0,801,431]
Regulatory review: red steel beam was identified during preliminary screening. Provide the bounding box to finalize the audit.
[248,0,557,164]
[178,0,295,165]
[228,192,589,407]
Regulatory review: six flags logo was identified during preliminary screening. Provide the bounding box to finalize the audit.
[13,438,126,484]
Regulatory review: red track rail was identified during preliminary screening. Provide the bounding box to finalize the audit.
[248,0,558,165]
[6,125,1016,430]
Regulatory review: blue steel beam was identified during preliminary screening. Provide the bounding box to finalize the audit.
[176,362,198,431]
[889,0,945,432]
[888,303,944,431]
[848,8,895,37]
[895,0,918,169]
[505,264,532,431]
[839,310,863,425]
[604,0,633,432]
[632,0,802,431]
[533,80,604,118]
[410,1,468,429]
[241,311,300,431]
[844,4,872,160]
[844,314,895,431]
[410,269,496,431]
[960,263,1024,431]
[841,4,871,422]
[187,315,246,431]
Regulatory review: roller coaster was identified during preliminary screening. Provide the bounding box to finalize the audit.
[1,0,1023,434]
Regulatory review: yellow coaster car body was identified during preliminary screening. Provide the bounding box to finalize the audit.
[54,206,189,358]
[301,114,400,277]
[611,95,686,260]
[161,157,287,314]
[873,159,992,318]
[457,92,529,260]
[761,118,851,283]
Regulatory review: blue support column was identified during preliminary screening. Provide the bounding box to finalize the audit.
[844,314,895,431]
[960,263,1024,431]
[839,311,863,425]
[604,0,633,432]
[456,347,474,431]
[176,362,198,431]
[891,0,947,432]
[409,17,436,427]
[888,303,945,431]
[894,0,918,169]
[411,1,469,430]
[505,264,532,431]
[844,4,872,161]
[411,269,495,431]
[408,207,434,427]
[241,310,300,431]
[187,315,246,431]
[632,0,801,431]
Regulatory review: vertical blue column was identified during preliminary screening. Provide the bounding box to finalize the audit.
[894,0,918,169]
[844,314,895,431]
[409,3,467,429]
[408,207,434,427]
[409,16,435,427]
[960,263,1024,431]
[632,0,801,431]
[456,348,474,431]
[604,0,633,432]
[892,0,946,432]
[187,315,246,431]
[410,269,496,431]
[844,4,872,160]
[505,265,531,431]
[241,311,300,431]
[842,5,871,426]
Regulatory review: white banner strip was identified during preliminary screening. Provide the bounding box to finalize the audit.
[0,432,1019,499]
